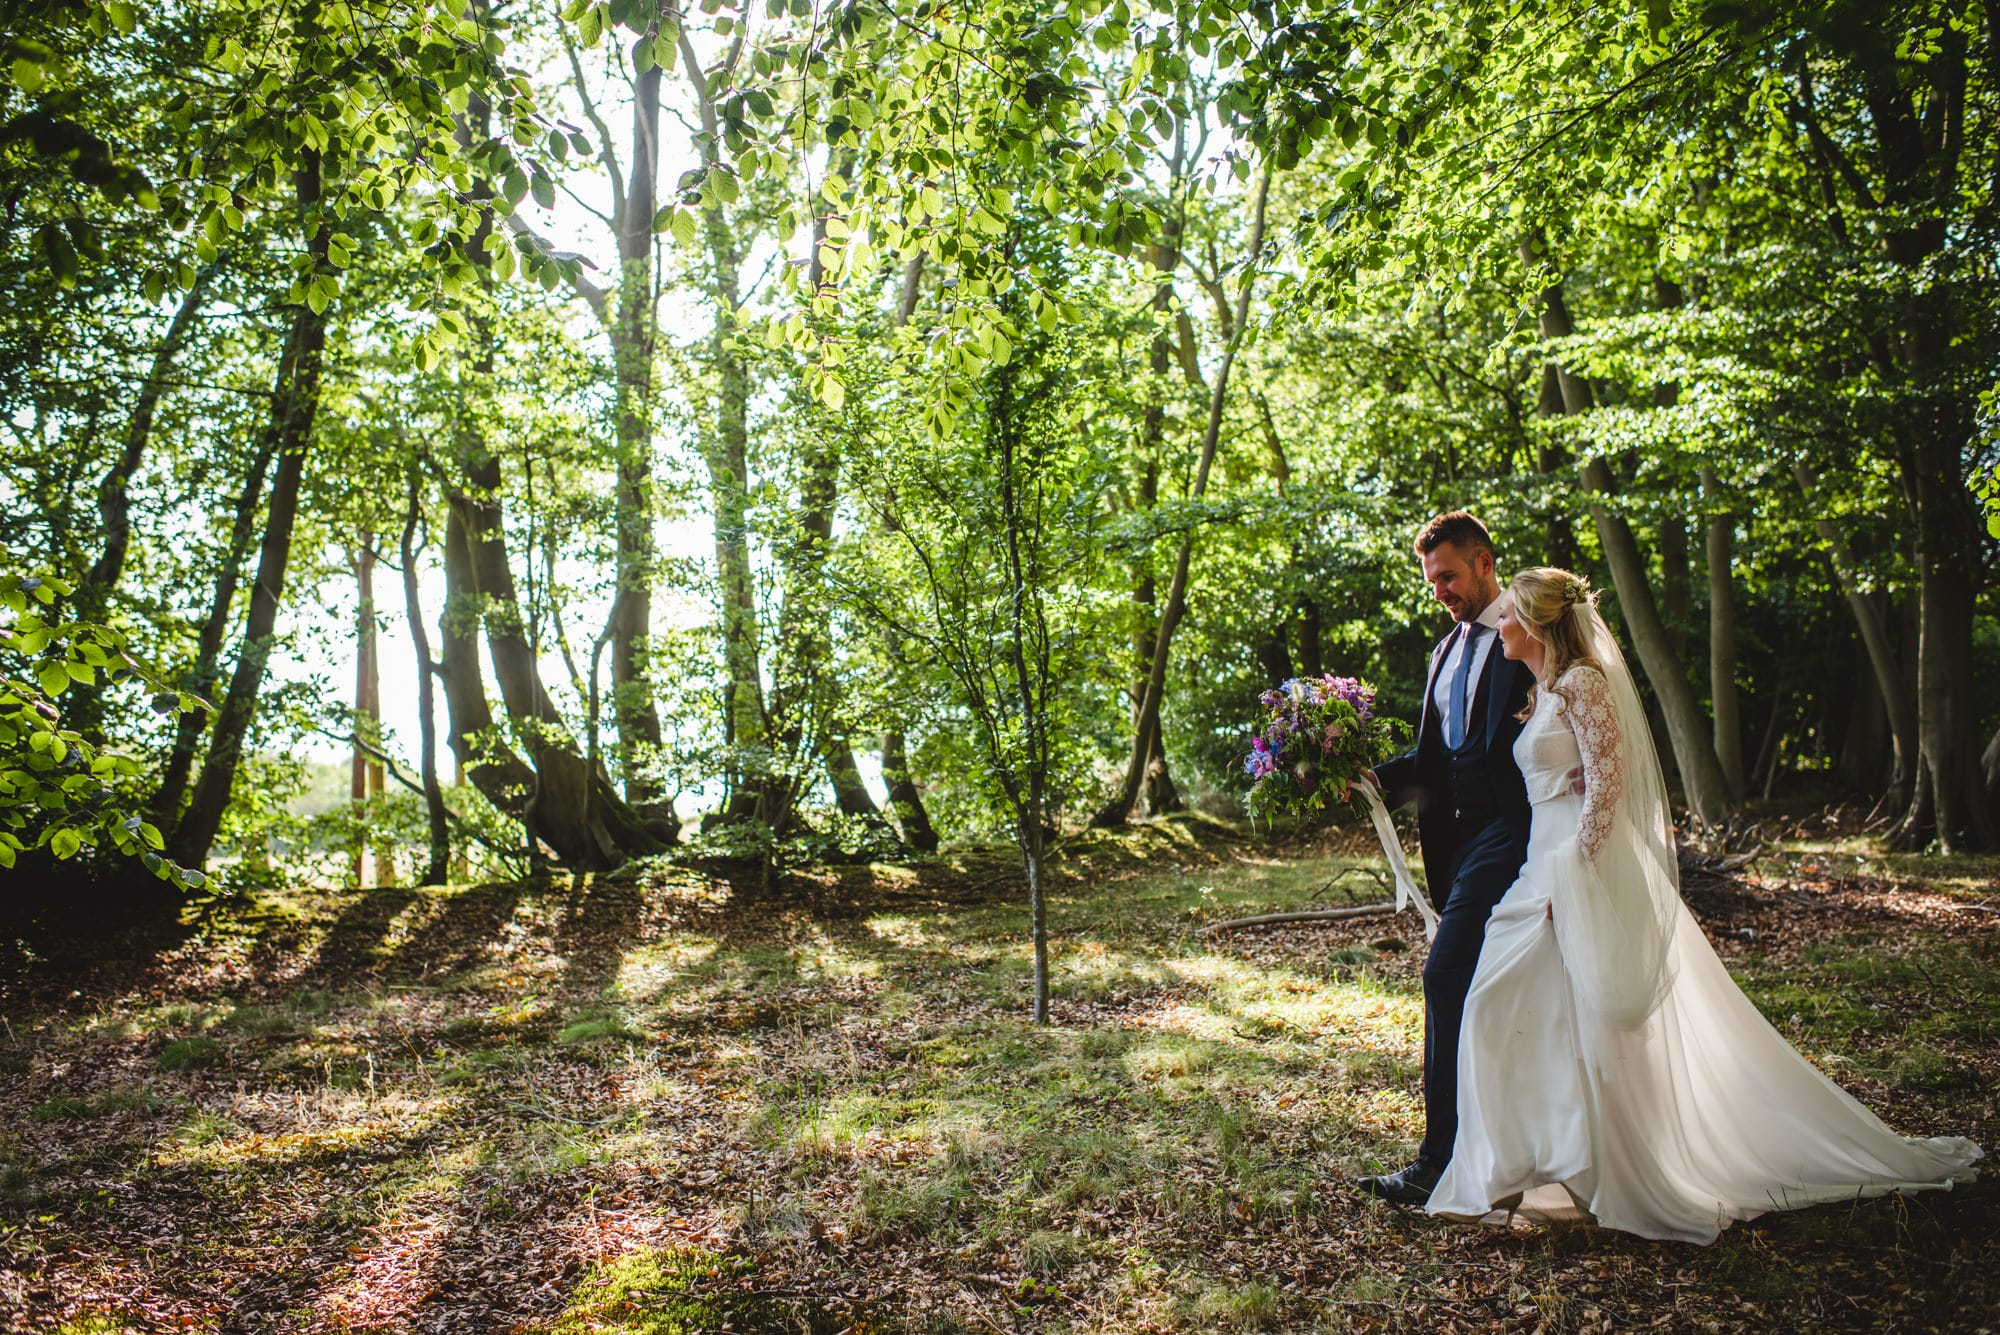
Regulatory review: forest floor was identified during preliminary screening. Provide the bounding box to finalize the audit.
[1,813,1996,1334]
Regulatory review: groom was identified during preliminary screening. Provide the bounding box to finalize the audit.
[1358,511,1533,1206]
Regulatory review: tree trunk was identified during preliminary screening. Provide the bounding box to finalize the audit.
[349,537,384,886]
[609,48,665,803]
[783,154,880,828]
[1297,595,1325,678]
[1980,724,2000,818]
[1701,469,1745,801]
[1093,168,1269,827]
[850,255,933,841]
[881,725,939,852]
[1526,256,1736,826]
[1905,472,1992,850]
[676,28,769,825]
[1252,632,1294,690]
[1128,485,1182,817]
[150,435,276,826]
[450,456,630,869]
[1022,811,1050,1025]
[1580,458,1738,827]
[1795,463,1917,811]
[1658,517,1691,661]
[993,351,1053,1025]
[167,152,328,869]
[1837,634,1890,793]
[75,266,214,623]
[1861,41,1992,850]
[1521,235,1581,569]
[1125,216,1186,817]
[434,504,539,816]
[815,747,870,818]
[708,312,768,823]
[68,268,215,737]
[400,483,450,886]
[441,36,661,869]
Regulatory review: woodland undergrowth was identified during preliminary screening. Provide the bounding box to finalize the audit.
[1,812,1994,1333]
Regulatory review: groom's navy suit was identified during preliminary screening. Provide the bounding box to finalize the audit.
[1373,620,1534,1167]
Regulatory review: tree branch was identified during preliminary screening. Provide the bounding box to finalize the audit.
[500,213,610,319]
[554,0,626,220]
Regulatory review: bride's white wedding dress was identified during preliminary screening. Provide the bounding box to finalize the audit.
[1426,619,1981,1244]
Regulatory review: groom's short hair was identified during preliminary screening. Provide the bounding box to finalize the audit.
[1414,511,1494,560]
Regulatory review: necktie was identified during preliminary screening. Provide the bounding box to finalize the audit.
[1445,622,1484,750]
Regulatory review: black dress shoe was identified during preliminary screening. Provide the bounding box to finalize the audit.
[1355,1159,1443,1206]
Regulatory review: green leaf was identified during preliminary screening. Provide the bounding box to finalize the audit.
[50,826,81,860]
[671,209,697,245]
[579,3,604,47]
[12,58,46,93]
[37,664,71,697]
[1033,292,1057,334]
[306,279,330,315]
[531,172,556,210]
[38,222,78,287]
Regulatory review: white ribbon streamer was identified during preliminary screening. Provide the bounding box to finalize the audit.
[1358,782,1438,939]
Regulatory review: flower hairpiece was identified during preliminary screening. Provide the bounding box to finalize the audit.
[1561,579,1591,606]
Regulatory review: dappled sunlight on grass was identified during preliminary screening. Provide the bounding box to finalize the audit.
[158,1113,436,1169]
[4,831,1996,1331]
[1161,951,1424,1056]
[531,1247,735,1335]
[864,913,934,948]
[607,939,722,1002]
[1052,939,1179,1002]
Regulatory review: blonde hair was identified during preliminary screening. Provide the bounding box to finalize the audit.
[1511,567,1600,718]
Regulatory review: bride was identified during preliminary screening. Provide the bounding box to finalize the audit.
[1424,567,1982,1243]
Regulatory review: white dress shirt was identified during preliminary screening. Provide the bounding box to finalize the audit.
[1430,597,1506,739]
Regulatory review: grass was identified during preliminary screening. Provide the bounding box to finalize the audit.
[1192,1278,1283,1329]
[534,1248,745,1334]
[555,1012,642,1046]
[29,1087,163,1121]
[156,1035,221,1070]
[0,823,1994,1332]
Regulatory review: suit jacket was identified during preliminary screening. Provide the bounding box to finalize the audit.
[1374,625,1535,890]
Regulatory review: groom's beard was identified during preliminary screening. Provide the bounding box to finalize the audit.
[1449,589,1496,623]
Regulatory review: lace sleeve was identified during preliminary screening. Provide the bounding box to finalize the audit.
[1562,665,1624,861]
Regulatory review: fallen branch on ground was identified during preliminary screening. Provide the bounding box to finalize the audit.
[1204,902,1395,933]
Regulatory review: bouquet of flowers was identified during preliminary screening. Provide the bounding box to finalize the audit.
[1244,673,1436,936]
[1243,674,1410,822]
